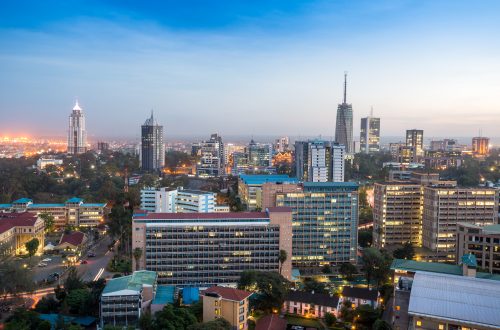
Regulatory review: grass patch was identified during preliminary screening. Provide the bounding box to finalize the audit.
[286,314,323,329]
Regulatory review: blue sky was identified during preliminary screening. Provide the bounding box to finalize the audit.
[1,1,499,140]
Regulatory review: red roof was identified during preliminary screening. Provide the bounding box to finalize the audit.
[0,213,39,234]
[59,231,86,246]
[204,286,252,302]
[255,314,287,330]
[135,212,268,220]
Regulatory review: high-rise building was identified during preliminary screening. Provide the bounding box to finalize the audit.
[141,111,165,172]
[335,73,353,154]
[276,182,359,267]
[295,140,345,182]
[456,223,500,274]
[406,129,424,161]
[472,137,490,157]
[196,133,225,177]
[360,112,380,154]
[274,136,290,153]
[422,184,498,261]
[246,139,272,167]
[132,208,293,285]
[67,100,87,154]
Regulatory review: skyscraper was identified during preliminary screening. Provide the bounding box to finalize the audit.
[295,140,345,182]
[141,111,165,172]
[335,73,353,154]
[360,109,380,154]
[196,133,225,177]
[67,100,87,154]
[406,129,424,161]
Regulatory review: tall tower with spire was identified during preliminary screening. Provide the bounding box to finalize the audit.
[334,73,354,154]
[141,110,165,172]
[67,100,87,154]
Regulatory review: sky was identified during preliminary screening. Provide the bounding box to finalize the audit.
[0,0,499,140]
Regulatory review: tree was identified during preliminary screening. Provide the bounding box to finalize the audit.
[321,264,332,274]
[339,263,357,282]
[238,270,289,312]
[361,248,392,289]
[133,247,143,271]
[39,213,55,233]
[34,296,60,313]
[25,237,40,261]
[154,304,197,330]
[188,300,203,322]
[278,249,287,275]
[324,312,337,326]
[188,318,232,330]
[64,267,85,292]
[66,288,91,314]
[139,311,154,330]
[358,230,373,248]
[354,304,380,328]
[303,277,327,294]
[5,308,51,330]
[373,319,392,330]
[0,260,34,299]
[393,242,415,260]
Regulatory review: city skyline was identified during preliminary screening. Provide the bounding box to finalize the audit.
[1,1,500,138]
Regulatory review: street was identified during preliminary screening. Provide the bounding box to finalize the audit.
[76,235,116,282]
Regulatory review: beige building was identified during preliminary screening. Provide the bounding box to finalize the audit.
[238,174,298,210]
[202,286,252,330]
[257,181,301,210]
[456,223,500,274]
[373,182,423,248]
[423,185,498,261]
[0,213,44,256]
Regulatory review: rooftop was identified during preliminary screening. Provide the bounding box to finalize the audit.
[255,314,287,330]
[13,198,33,204]
[409,272,500,328]
[239,174,298,185]
[0,213,40,234]
[303,182,358,190]
[102,270,157,295]
[341,286,378,301]
[59,231,86,247]
[204,286,252,302]
[152,285,175,305]
[66,197,83,204]
[286,290,339,308]
[135,211,269,221]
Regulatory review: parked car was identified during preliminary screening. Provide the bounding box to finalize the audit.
[87,252,96,257]
[42,258,52,263]
[37,262,48,267]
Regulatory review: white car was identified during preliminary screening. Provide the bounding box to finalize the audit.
[42,258,52,262]
[37,262,48,267]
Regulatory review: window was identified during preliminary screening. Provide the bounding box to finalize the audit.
[215,308,220,315]
[438,325,444,330]
[239,315,244,322]
[416,320,422,327]
[239,324,244,330]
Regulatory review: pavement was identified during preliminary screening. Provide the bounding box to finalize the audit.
[77,235,116,282]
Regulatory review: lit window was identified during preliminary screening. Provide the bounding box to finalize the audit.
[416,320,422,327]
[438,325,444,330]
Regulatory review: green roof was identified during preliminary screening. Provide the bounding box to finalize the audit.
[66,197,83,203]
[102,271,157,295]
[391,259,463,276]
[461,254,477,268]
[13,198,33,204]
[483,224,500,233]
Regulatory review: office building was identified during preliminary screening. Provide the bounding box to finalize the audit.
[373,182,423,248]
[202,286,252,330]
[196,133,225,177]
[140,187,220,213]
[472,137,490,157]
[430,139,460,152]
[334,73,353,154]
[0,213,44,256]
[456,223,500,274]
[406,129,424,161]
[141,111,165,172]
[36,157,63,171]
[132,208,293,285]
[258,181,302,210]
[274,136,290,153]
[360,112,380,154]
[0,197,106,228]
[67,100,87,154]
[238,174,298,210]
[422,184,498,261]
[100,270,158,328]
[295,140,345,183]
[97,141,110,153]
[246,139,272,167]
[275,182,359,267]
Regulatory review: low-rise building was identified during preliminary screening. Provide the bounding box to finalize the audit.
[255,314,287,330]
[0,213,44,256]
[283,291,339,318]
[56,231,87,254]
[100,270,158,328]
[456,223,500,274]
[36,157,63,171]
[202,286,252,330]
[339,286,379,309]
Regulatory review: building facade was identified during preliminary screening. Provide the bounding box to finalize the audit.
[335,73,353,154]
[472,137,490,157]
[456,223,500,274]
[360,115,380,154]
[275,182,359,268]
[246,139,272,167]
[0,213,44,256]
[132,208,293,286]
[202,286,252,330]
[295,140,345,183]
[67,100,87,154]
[140,187,217,213]
[196,133,225,177]
[283,291,339,319]
[141,111,165,172]
[422,184,498,261]
[238,174,298,210]
[406,129,424,161]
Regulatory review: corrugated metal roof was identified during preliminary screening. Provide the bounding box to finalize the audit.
[408,272,500,328]
[391,259,463,276]
[102,270,157,295]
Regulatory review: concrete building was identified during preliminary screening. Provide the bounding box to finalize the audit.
[335,73,354,154]
[196,133,225,177]
[67,100,87,154]
[373,182,423,248]
[423,184,498,261]
[283,291,339,319]
[100,270,158,328]
[339,286,379,309]
[132,208,293,286]
[0,197,106,228]
[258,181,302,211]
[141,111,165,172]
[295,140,345,183]
[238,174,298,210]
[276,182,359,268]
[0,213,44,256]
[140,187,217,213]
[274,136,290,153]
[36,157,63,171]
[472,136,490,157]
[456,223,500,274]
[246,139,272,167]
[202,286,252,330]
[360,113,380,154]
[406,129,424,161]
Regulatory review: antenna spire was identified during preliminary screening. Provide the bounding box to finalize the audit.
[343,71,348,104]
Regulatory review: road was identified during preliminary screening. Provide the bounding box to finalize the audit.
[77,235,116,282]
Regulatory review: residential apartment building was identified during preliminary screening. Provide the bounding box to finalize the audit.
[373,182,423,248]
[132,208,293,286]
[406,129,424,161]
[360,114,380,154]
[100,271,158,328]
[339,286,379,309]
[202,286,252,330]
[0,197,106,228]
[196,133,225,177]
[238,174,298,210]
[0,213,44,256]
[295,140,345,183]
[423,184,498,261]
[283,291,339,319]
[275,182,359,267]
[456,223,500,274]
[140,187,217,213]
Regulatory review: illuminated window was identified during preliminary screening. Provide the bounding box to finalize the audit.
[416,320,422,327]
[438,325,444,330]
[396,305,400,311]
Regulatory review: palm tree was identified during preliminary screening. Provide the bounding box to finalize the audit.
[278,249,287,275]
[133,247,143,271]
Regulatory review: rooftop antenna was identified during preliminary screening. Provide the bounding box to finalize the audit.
[343,71,348,104]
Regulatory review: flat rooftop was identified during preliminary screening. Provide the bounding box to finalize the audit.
[239,174,298,185]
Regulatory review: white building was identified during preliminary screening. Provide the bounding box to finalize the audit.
[295,140,345,182]
[140,187,177,213]
[36,157,63,170]
[331,143,345,182]
[67,100,87,154]
[140,187,222,213]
